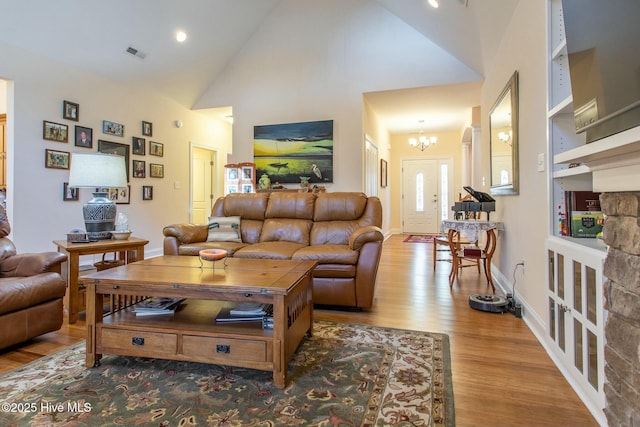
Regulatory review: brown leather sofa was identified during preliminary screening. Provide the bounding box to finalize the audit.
[163,191,384,309]
[0,206,68,350]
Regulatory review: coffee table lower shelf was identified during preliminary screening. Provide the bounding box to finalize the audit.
[98,300,282,368]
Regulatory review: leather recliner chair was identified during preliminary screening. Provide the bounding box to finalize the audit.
[0,205,68,349]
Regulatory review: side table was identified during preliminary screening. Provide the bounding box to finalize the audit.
[53,237,149,324]
[441,220,503,292]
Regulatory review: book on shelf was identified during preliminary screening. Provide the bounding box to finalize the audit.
[215,303,273,325]
[229,303,271,316]
[564,191,603,238]
[132,297,185,316]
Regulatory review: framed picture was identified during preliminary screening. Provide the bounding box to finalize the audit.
[380,159,388,188]
[226,184,238,194]
[63,182,79,201]
[132,160,146,178]
[150,163,164,178]
[132,137,145,155]
[102,120,125,137]
[149,141,163,157]
[63,101,79,121]
[97,186,130,205]
[241,165,253,181]
[45,149,70,169]
[142,185,153,200]
[98,140,130,180]
[226,167,238,181]
[43,120,69,143]
[142,121,153,136]
[242,184,254,193]
[253,119,334,184]
[74,125,93,148]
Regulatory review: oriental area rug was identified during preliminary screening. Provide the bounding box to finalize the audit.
[0,321,454,427]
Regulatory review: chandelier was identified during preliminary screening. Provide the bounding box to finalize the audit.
[408,120,437,151]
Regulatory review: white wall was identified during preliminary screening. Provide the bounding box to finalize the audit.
[477,1,549,328]
[194,0,479,193]
[0,41,231,256]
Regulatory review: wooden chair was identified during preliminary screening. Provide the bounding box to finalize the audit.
[447,227,497,292]
[433,231,477,270]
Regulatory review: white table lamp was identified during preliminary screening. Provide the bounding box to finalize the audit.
[68,153,127,240]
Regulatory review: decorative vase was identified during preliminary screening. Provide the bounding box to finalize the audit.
[258,174,271,190]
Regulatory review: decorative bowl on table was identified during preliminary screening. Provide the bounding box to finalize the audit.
[111,231,132,240]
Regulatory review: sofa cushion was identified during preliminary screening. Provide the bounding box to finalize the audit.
[207,216,241,242]
[313,192,367,221]
[265,192,316,219]
[178,241,248,257]
[233,241,307,259]
[222,192,269,220]
[260,218,312,245]
[292,244,359,265]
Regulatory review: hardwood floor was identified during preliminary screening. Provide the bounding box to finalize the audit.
[0,234,598,426]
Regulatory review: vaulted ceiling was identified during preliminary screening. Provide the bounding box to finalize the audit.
[0,0,518,134]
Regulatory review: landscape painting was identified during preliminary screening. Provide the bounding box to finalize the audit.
[253,120,333,185]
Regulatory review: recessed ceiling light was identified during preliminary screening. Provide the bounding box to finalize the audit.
[176,31,187,43]
[428,0,439,8]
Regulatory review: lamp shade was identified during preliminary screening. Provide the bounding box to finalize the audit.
[68,153,127,188]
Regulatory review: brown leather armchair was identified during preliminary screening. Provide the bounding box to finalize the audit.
[0,206,67,349]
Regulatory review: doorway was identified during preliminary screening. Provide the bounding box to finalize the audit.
[190,146,217,224]
[401,158,452,234]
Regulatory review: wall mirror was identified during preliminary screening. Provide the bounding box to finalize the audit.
[489,70,519,195]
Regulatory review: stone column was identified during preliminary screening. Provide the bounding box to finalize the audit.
[600,192,640,427]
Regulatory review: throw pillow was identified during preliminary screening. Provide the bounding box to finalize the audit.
[207,216,242,242]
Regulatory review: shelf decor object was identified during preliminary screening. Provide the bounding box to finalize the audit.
[68,153,127,240]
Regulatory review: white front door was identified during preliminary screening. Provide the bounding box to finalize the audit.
[191,147,216,224]
[402,159,439,234]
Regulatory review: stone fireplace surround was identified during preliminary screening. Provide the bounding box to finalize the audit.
[601,192,640,426]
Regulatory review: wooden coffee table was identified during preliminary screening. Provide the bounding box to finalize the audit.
[80,256,316,388]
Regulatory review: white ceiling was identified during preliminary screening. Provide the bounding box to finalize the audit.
[0,0,518,135]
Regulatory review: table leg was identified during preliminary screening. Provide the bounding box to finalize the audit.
[66,252,80,324]
[272,294,287,388]
[447,229,458,286]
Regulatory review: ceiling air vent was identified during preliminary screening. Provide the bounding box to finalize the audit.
[125,46,147,59]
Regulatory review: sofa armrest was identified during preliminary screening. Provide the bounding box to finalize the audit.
[163,224,208,244]
[0,252,67,277]
[348,226,384,251]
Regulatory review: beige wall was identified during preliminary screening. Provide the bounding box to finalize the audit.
[389,129,466,233]
[0,41,231,255]
[477,0,548,330]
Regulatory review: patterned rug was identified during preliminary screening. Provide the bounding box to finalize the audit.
[403,234,438,243]
[0,321,454,426]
